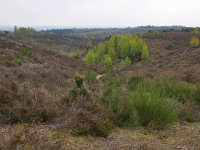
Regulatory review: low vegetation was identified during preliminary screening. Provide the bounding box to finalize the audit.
[1,30,200,150]
[68,50,81,59]
[192,27,199,35]
[190,36,199,48]
[129,88,177,128]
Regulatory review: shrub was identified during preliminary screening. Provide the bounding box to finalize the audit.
[180,100,200,122]
[120,56,131,68]
[153,30,160,36]
[65,100,113,137]
[69,73,89,99]
[19,48,32,57]
[190,36,199,48]
[148,77,195,102]
[101,81,136,126]
[193,83,200,103]
[103,55,112,68]
[127,75,144,90]
[129,88,178,128]
[141,45,149,60]
[69,50,81,59]
[0,82,57,124]
[63,74,113,137]
[85,70,97,83]
[192,27,199,35]
[165,41,175,50]
[13,58,23,66]
[84,50,96,65]
[86,41,93,50]
[84,34,148,67]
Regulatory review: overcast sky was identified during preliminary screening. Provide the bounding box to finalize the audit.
[0,0,200,27]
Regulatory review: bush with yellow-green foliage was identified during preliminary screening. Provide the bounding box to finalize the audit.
[190,36,199,48]
[69,50,81,59]
[120,56,131,68]
[141,45,149,60]
[84,50,96,65]
[153,30,160,36]
[192,27,199,35]
[84,34,149,67]
[103,55,112,68]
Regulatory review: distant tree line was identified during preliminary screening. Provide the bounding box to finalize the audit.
[13,26,36,38]
[40,26,198,39]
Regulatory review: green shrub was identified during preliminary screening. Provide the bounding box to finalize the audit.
[97,43,107,58]
[120,57,131,68]
[129,88,178,128]
[141,45,149,60]
[190,36,199,48]
[127,75,144,90]
[19,48,32,57]
[192,27,199,35]
[193,84,200,103]
[84,50,96,65]
[103,55,112,68]
[165,41,175,50]
[14,58,23,66]
[86,41,93,50]
[153,30,160,36]
[84,34,148,67]
[102,83,136,126]
[69,50,81,59]
[69,74,89,99]
[85,70,97,83]
[148,77,195,102]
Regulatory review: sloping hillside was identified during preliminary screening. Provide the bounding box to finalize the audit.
[0,33,200,150]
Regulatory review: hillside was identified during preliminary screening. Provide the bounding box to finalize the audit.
[0,32,200,150]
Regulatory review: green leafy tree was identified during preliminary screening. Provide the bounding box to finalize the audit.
[104,55,112,68]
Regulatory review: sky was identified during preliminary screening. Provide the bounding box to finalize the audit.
[0,0,200,28]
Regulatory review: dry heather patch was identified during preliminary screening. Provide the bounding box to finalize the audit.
[0,81,60,124]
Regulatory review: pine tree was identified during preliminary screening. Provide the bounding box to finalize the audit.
[103,55,112,68]
[84,50,96,65]
[141,45,149,60]
[192,27,199,35]
[121,56,131,67]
